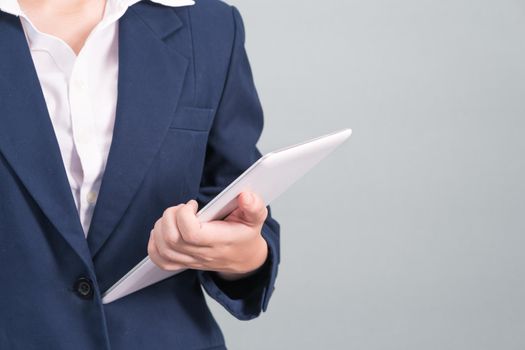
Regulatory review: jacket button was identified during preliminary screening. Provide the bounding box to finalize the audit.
[74,277,94,299]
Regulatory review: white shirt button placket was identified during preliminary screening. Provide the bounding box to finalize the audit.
[69,57,98,234]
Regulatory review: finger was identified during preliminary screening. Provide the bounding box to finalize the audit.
[176,200,206,246]
[147,232,183,271]
[200,219,248,246]
[174,240,212,258]
[150,216,181,262]
[156,224,197,267]
[159,247,201,268]
[148,232,163,265]
[159,207,182,249]
[235,191,268,226]
[149,233,199,271]
[161,204,184,223]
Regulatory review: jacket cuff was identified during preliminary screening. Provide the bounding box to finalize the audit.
[197,223,278,320]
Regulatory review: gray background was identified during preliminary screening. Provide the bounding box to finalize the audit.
[205,1,525,349]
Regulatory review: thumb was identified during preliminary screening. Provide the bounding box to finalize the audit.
[236,191,267,226]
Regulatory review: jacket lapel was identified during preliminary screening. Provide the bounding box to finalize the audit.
[0,13,93,268]
[86,3,189,256]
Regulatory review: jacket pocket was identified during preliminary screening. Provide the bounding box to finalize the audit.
[169,106,215,132]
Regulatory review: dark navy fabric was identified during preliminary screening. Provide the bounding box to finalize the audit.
[0,1,280,349]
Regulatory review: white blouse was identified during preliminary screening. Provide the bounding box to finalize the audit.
[0,0,194,236]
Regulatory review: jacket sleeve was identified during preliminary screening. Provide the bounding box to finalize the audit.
[196,5,280,321]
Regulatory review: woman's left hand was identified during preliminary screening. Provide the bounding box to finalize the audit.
[148,191,269,281]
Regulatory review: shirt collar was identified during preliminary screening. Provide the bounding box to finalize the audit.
[0,0,195,17]
[2,0,194,65]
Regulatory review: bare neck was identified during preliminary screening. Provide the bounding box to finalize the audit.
[18,0,107,55]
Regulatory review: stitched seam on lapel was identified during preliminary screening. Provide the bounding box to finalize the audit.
[129,4,182,41]
[128,6,159,39]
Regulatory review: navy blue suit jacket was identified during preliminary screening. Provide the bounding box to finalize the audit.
[0,1,280,349]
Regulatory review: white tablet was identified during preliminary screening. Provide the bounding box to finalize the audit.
[102,128,352,304]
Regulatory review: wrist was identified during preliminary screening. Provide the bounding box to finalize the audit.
[217,236,268,281]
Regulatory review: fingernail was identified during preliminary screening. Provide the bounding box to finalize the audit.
[245,192,253,204]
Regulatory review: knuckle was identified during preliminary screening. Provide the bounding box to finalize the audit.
[160,217,174,235]
[164,231,180,248]
[179,226,201,245]
[157,247,173,261]
[184,231,200,245]
[202,255,214,263]
[163,205,180,219]
[175,204,187,217]
[179,214,194,230]
[162,207,172,219]
[174,209,186,228]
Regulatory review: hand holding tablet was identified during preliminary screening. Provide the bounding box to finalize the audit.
[102,128,352,304]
